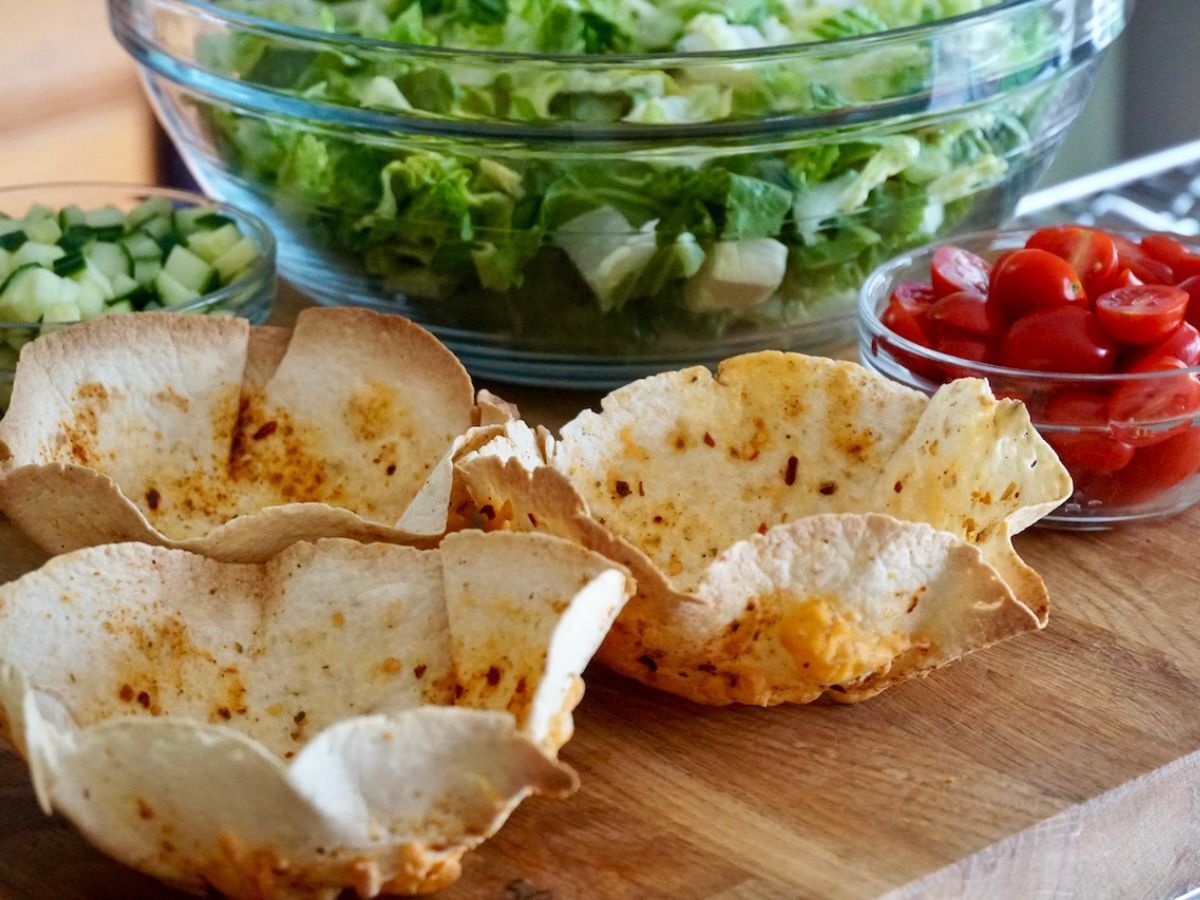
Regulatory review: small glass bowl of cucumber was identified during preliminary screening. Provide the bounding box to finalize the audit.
[0,183,276,407]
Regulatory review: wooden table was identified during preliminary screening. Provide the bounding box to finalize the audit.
[2,289,1200,899]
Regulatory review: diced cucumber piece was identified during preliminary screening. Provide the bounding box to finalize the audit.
[0,267,64,322]
[154,270,201,306]
[127,197,173,230]
[140,216,171,242]
[58,225,94,252]
[24,204,55,222]
[86,242,130,279]
[104,300,134,316]
[173,204,221,237]
[76,281,107,319]
[133,258,163,286]
[195,212,237,231]
[69,259,114,300]
[122,232,162,261]
[0,219,23,237]
[0,231,26,252]
[42,300,82,323]
[0,247,10,282]
[53,251,87,278]
[59,205,87,230]
[164,246,217,293]
[110,273,139,300]
[25,217,62,245]
[12,242,66,268]
[84,206,125,230]
[57,278,81,304]
[187,224,241,263]
[213,239,260,284]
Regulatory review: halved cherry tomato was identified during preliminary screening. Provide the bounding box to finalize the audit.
[1027,226,1118,296]
[1180,275,1200,330]
[999,306,1118,374]
[936,336,994,379]
[928,290,1005,337]
[1042,389,1135,473]
[1139,234,1200,279]
[990,248,1088,317]
[1141,234,1191,268]
[1108,358,1200,447]
[931,245,991,298]
[1110,234,1175,285]
[1081,426,1200,507]
[1106,268,1144,291]
[1094,284,1190,346]
[1126,322,1200,370]
[880,295,940,380]
[882,298,933,348]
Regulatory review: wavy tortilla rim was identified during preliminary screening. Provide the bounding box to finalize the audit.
[455,353,1071,706]
[0,308,511,562]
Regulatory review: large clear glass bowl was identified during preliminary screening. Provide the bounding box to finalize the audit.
[110,0,1129,387]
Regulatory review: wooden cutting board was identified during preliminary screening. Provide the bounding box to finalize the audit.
[2,291,1200,899]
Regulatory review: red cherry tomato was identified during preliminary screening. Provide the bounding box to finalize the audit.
[880,293,940,380]
[1126,322,1200,371]
[931,245,991,298]
[999,307,1118,374]
[1042,389,1135,474]
[988,250,1016,296]
[1106,268,1144,291]
[1141,234,1191,268]
[1139,234,1200,279]
[1094,284,1190,346]
[1180,275,1200,330]
[1082,427,1200,508]
[1108,358,1200,447]
[882,298,933,348]
[990,249,1088,317]
[928,290,1005,337]
[1110,235,1175,285]
[1027,226,1118,295]
[936,336,995,379]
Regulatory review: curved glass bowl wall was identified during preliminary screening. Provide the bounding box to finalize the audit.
[111,0,1130,386]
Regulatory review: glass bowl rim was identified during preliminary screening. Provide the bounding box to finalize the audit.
[859,226,1200,385]
[0,181,276,330]
[136,0,1054,65]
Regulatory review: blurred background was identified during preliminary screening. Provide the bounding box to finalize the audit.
[0,0,1196,189]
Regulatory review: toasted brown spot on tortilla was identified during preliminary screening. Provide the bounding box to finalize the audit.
[146,489,161,511]
[486,666,502,687]
[784,456,799,486]
[819,482,838,496]
[252,421,277,441]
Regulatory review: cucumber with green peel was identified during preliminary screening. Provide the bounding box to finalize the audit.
[133,258,163,287]
[155,270,202,307]
[126,197,173,230]
[164,246,218,294]
[0,199,261,335]
[12,242,65,269]
[214,239,261,283]
[0,231,26,252]
[24,217,62,245]
[86,242,131,280]
[187,223,241,263]
[122,232,162,261]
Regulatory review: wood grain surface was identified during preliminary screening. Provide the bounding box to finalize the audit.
[1,290,1199,899]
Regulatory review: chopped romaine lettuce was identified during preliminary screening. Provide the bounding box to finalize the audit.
[194,0,1059,352]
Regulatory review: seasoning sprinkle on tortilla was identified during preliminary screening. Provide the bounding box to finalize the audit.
[455,351,1072,706]
[0,531,632,897]
[0,308,513,562]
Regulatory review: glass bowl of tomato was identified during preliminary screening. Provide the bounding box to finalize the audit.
[859,226,1200,529]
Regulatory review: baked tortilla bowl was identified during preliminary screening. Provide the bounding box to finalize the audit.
[454,351,1074,706]
[0,530,631,898]
[0,307,514,562]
